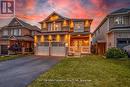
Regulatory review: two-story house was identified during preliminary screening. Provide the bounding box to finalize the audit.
[0,17,40,55]
[92,8,130,55]
[34,12,93,56]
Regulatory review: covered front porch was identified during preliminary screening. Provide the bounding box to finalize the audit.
[8,36,34,55]
[68,34,91,56]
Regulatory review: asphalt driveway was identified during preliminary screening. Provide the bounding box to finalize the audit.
[0,56,61,87]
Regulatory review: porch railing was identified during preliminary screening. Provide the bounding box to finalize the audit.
[68,46,90,55]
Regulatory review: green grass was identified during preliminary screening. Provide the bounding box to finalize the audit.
[0,55,26,62]
[28,55,130,87]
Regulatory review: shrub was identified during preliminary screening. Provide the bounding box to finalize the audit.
[106,47,128,59]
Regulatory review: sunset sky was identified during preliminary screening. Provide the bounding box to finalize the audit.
[1,0,130,32]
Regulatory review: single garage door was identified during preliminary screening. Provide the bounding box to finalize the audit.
[35,42,49,56]
[117,38,130,48]
[51,42,66,56]
[36,42,66,56]
[36,46,49,56]
[1,45,8,55]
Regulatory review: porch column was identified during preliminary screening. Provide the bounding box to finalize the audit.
[34,35,38,55]
[22,41,25,54]
[68,34,71,47]
[89,34,91,54]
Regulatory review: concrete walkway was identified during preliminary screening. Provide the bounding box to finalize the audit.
[0,56,61,87]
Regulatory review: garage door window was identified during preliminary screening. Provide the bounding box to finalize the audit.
[118,40,127,44]
[51,42,65,47]
[39,42,49,46]
[52,42,58,46]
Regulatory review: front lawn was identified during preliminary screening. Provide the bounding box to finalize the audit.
[28,55,130,87]
[0,55,26,62]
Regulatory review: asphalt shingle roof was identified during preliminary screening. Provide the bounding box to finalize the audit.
[14,17,41,31]
[111,8,130,14]
[0,17,41,31]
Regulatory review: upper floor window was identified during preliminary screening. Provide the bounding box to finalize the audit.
[31,31,35,36]
[55,23,61,31]
[48,23,52,31]
[11,29,21,36]
[74,22,84,32]
[14,29,19,36]
[115,16,124,25]
[48,22,61,31]
[3,30,8,36]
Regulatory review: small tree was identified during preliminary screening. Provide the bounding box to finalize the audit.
[8,44,21,54]
[106,47,128,59]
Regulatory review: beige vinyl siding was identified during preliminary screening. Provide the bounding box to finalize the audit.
[94,19,109,43]
[107,32,115,49]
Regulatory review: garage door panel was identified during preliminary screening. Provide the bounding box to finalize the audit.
[51,47,66,56]
[36,46,49,56]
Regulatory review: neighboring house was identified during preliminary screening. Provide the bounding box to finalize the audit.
[34,12,93,56]
[92,8,130,55]
[0,17,40,55]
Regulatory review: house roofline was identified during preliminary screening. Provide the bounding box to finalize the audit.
[39,11,93,24]
[39,11,69,23]
[93,15,108,34]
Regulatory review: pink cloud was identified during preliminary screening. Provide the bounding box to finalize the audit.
[25,0,36,11]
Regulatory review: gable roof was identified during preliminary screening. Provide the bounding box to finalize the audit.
[110,8,130,15]
[10,17,41,31]
[1,17,41,31]
[39,11,69,23]
[93,8,130,34]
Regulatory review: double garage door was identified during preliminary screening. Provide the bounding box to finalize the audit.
[35,42,66,56]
